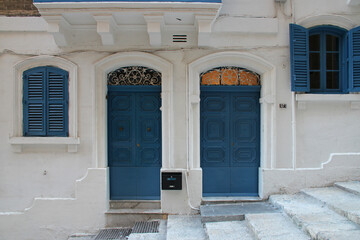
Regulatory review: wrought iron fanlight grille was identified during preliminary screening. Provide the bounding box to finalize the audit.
[108,66,161,86]
[200,66,260,86]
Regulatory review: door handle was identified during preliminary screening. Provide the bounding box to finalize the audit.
[147,127,151,132]
[137,144,140,147]
[119,127,124,131]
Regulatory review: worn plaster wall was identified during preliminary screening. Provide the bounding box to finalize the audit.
[0,0,360,239]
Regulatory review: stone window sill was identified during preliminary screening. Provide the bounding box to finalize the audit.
[296,94,360,110]
[9,137,80,153]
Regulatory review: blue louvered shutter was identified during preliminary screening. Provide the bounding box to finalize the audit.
[349,26,360,92]
[23,67,46,136]
[290,24,310,92]
[46,67,69,136]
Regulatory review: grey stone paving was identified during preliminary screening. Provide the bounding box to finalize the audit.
[302,187,360,225]
[246,213,310,240]
[166,215,206,240]
[205,221,254,240]
[335,181,360,196]
[270,193,360,239]
[200,202,279,222]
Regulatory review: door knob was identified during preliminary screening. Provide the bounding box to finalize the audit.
[147,127,151,132]
[137,144,140,147]
[119,127,124,131]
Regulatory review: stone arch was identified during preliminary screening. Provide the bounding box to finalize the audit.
[94,52,174,170]
[187,51,275,198]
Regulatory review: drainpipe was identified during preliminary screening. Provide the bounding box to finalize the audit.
[291,91,296,170]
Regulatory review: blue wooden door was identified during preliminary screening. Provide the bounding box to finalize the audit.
[201,86,260,197]
[108,86,161,200]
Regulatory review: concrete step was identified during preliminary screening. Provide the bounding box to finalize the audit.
[110,200,161,209]
[67,234,95,240]
[128,220,167,240]
[334,181,360,196]
[270,193,360,239]
[204,221,254,240]
[301,187,360,225]
[202,196,262,205]
[105,209,167,228]
[166,215,206,240]
[200,202,279,223]
[245,213,310,240]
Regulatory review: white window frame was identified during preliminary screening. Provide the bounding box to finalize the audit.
[9,56,79,152]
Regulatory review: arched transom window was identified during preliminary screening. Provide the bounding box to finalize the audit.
[108,66,161,86]
[200,67,260,86]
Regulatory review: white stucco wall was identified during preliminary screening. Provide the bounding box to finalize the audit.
[0,0,360,239]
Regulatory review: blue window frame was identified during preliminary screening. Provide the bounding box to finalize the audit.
[23,66,69,137]
[290,24,360,93]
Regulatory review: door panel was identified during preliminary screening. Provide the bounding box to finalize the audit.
[108,87,161,200]
[201,88,260,197]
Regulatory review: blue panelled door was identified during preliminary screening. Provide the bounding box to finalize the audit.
[201,86,260,197]
[108,86,161,200]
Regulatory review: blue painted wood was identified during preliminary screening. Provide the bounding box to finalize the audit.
[290,24,310,92]
[47,67,69,136]
[349,26,360,92]
[201,86,260,197]
[23,66,68,137]
[34,0,221,3]
[308,26,347,93]
[108,86,161,200]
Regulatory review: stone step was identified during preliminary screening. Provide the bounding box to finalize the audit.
[270,193,360,239]
[200,202,279,223]
[202,196,262,205]
[301,187,360,225]
[245,213,310,240]
[166,215,206,240]
[110,200,161,209]
[334,181,360,196]
[128,220,167,240]
[205,221,254,240]
[105,209,167,228]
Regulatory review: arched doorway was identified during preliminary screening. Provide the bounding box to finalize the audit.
[107,66,162,200]
[200,67,261,197]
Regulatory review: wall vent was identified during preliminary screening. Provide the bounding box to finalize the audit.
[173,34,187,43]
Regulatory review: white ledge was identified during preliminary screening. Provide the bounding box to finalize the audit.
[296,93,360,102]
[9,137,80,153]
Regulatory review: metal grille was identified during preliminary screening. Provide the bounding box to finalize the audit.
[94,228,132,240]
[173,35,187,43]
[107,66,161,86]
[131,221,160,233]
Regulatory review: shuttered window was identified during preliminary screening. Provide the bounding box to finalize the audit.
[290,24,360,93]
[23,66,69,137]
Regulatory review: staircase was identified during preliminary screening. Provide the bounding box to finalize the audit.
[69,181,360,240]
[204,180,360,240]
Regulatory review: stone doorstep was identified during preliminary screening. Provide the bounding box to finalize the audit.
[200,202,280,223]
[110,200,161,210]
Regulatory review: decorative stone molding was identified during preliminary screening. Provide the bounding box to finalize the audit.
[297,15,356,30]
[94,52,174,169]
[11,56,79,152]
[188,52,275,198]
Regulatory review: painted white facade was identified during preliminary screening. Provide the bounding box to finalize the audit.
[0,0,360,239]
